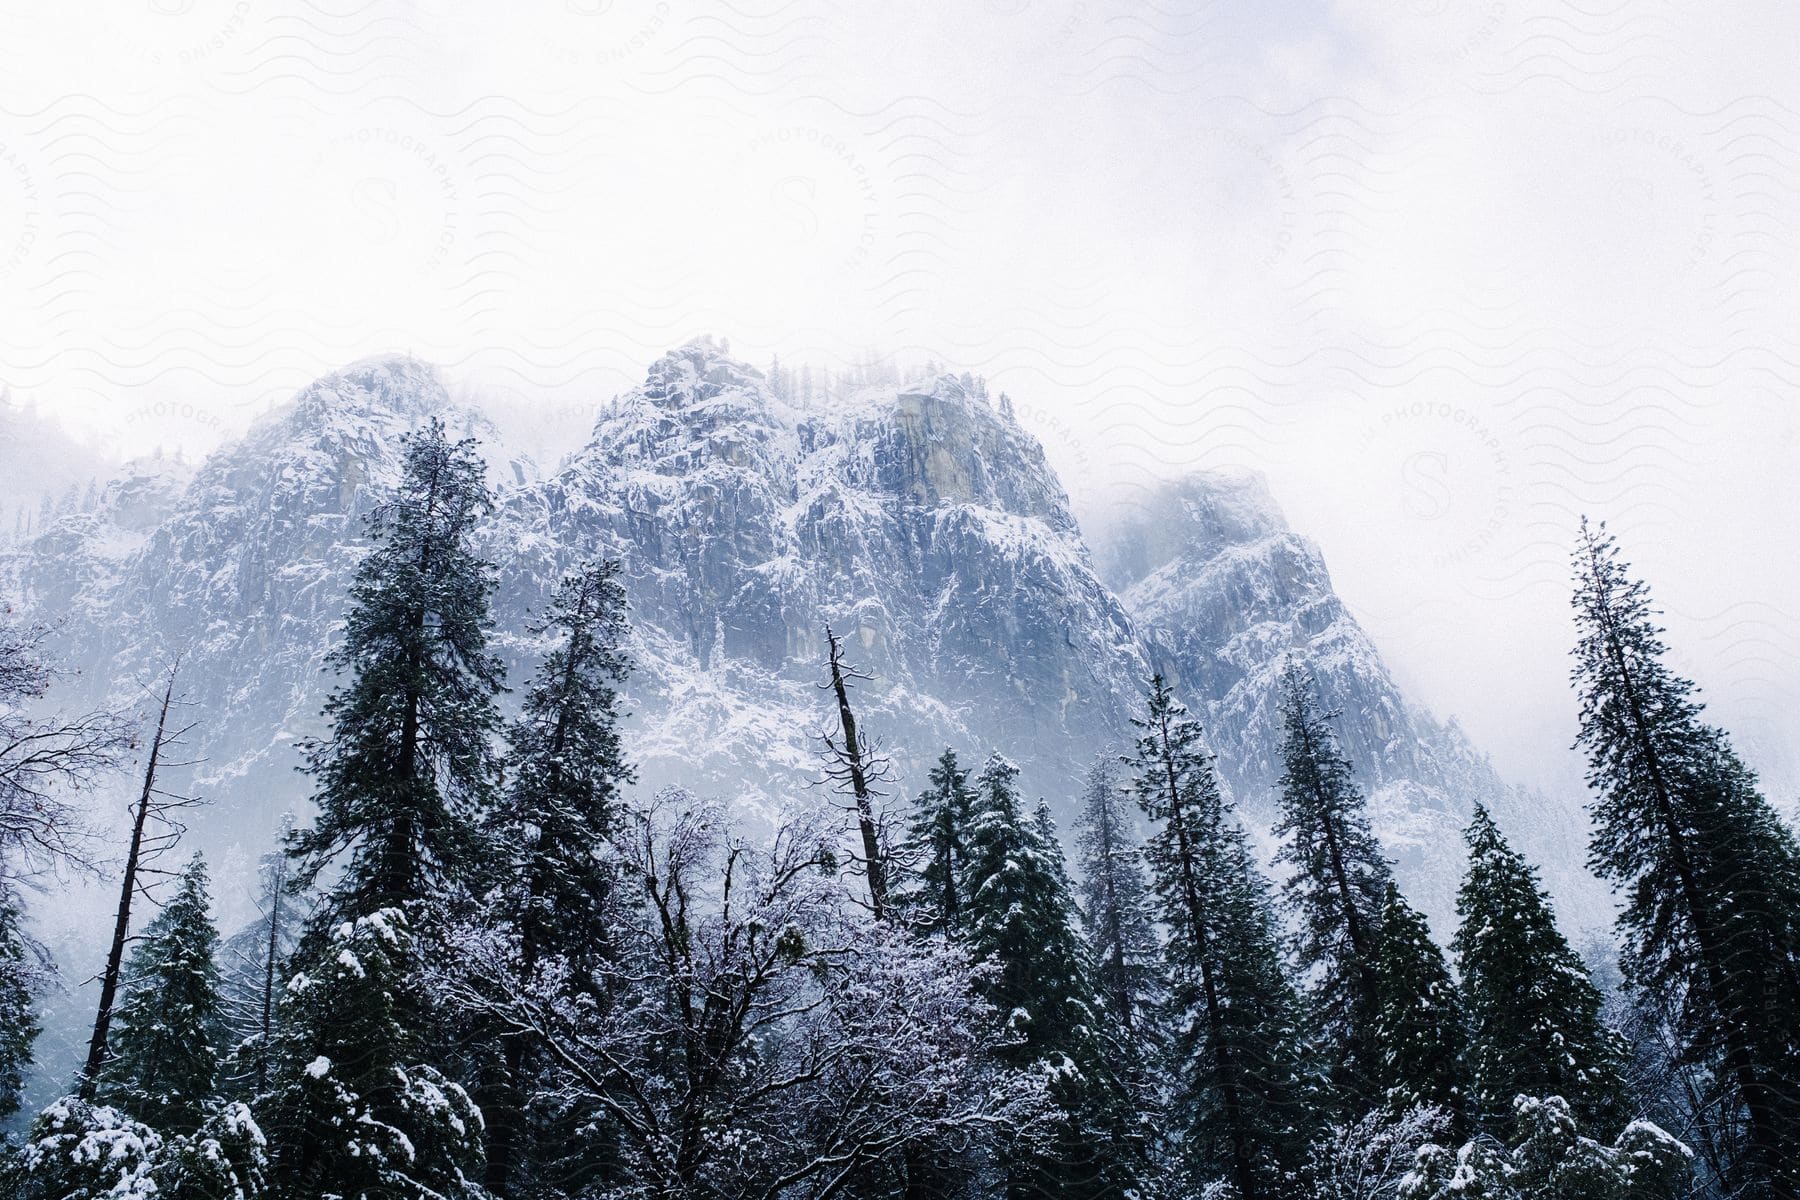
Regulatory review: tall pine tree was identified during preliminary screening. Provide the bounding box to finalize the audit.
[273,419,503,1197]
[1454,803,1624,1135]
[1071,753,1160,1043]
[483,558,635,1196]
[1273,661,1393,1114]
[960,754,1140,1200]
[1571,520,1800,1198]
[893,747,973,939]
[489,558,633,996]
[290,416,504,937]
[1372,881,1464,1128]
[1130,676,1307,1199]
[97,854,223,1136]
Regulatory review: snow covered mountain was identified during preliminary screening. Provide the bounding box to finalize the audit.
[0,339,1591,930]
[1096,471,1582,913]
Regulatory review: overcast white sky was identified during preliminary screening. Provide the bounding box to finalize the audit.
[2,0,1798,802]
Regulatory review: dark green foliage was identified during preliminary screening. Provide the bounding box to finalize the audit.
[1072,754,1160,1042]
[960,754,1140,1200]
[896,748,975,939]
[1571,521,1800,1197]
[291,416,504,934]
[269,419,501,1199]
[98,855,223,1135]
[262,909,485,1200]
[490,558,634,994]
[153,1102,273,1200]
[219,821,308,1099]
[1130,676,1307,1200]
[1273,661,1393,1114]
[1373,881,1463,1127]
[0,890,40,1124]
[483,559,635,1197]
[1454,804,1623,1134]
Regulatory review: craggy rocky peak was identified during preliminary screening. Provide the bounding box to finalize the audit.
[2,340,1588,933]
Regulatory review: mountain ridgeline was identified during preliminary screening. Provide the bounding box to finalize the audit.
[1,339,1576,926]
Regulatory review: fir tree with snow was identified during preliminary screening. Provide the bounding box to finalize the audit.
[1398,1094,1690,1200]
[219,819,308,1098]
[1273,660,1393,1115]
[894,747,974,938]
[1571,520,1800,1197]
[958,753,1141,1200]
[1129,676,1308,1200]
[482,558,635,1196]
[1070,753,1160,1045]
[1453,803,1624,1136]
[8,1096,162,1200]
[97,854,224,1136]
[1372,881,1464,1129]
[290,415,505,941]
[488,558,633,994]
[0,890,40,1125]
[152,1102,272,1200]
[261,909,486,1200]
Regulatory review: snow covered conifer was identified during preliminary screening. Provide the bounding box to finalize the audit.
[1373,881,1463,1127]
[1570,521,1800,1196]
[154,1102,272,1199]
[98,854,223,1136]
[960,753,1141,1200]
[262,909,485,1200]
[9,1097,161,1200]
[894,748,974,938]
[1398,1094,1691,1200]
[488,558,633,993]
[290,416,504,940]
[1454,803,1623,1134]
[0,889,40,1124]
[1130,676,1308,1200]
[483,558,634,1194]
[1273,661,1393,1114]
[1071,753,1160,1043]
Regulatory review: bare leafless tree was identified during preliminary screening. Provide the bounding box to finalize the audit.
[815,627,895,921]
[444,791,1046,1200]
[77,661,206,1097]
[0,611,134,887]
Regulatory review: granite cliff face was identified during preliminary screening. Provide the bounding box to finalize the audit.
[1,339,1589,931]
[488,342,1148,816]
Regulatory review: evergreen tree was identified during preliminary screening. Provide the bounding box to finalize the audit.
[1130,676,1308,1199]
[154,1102,273,1199]
[220,819,308,1098]
[489,558,633,996]
[290,416,504,938]
[1373,881,1464,1128]
[271,419,501,1198]
[1454,804,1624,1135]
[960,754,1140,1200]
[262,909,485,1200]
[1273,661,1393,1113]
[1570,520,1800,1197]
[98,854,223,1136]
[483,559,635,1196]
[894,748,973,938]
[1071,753,1160,1042]
[0,888,40,1124]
